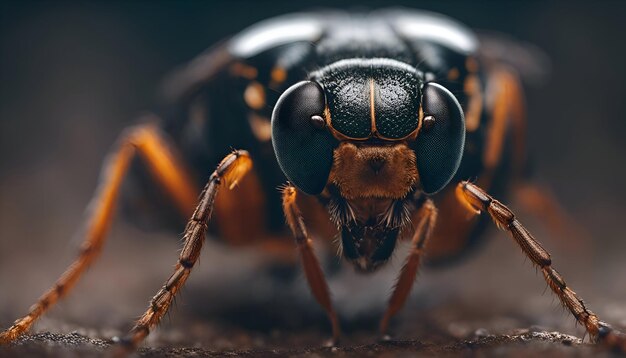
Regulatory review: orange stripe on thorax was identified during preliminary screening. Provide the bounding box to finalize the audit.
[369,78,377,134]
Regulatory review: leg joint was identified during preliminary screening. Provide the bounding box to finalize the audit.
[179,258,194,269]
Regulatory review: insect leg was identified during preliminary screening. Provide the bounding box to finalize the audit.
[456,181,626,352]
[379,199,437,336]
[282,184,341,344]
[115,150,252,352]
[0,122,198,344]
[126,121,199,216]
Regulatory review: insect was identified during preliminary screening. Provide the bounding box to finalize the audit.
[1,8,625,354]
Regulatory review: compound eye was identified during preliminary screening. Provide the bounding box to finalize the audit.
[271,81,338,195]
[412,82,466,194]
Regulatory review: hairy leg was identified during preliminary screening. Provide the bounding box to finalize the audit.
[380,199,437,336]
[457,181,626,352]
[116,150,251,352]
[282,184,341,344]
[0,122,197,344]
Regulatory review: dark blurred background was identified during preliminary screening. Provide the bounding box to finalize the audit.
[1,0,625,352]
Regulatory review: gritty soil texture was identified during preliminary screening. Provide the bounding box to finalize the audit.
[0,330,598,358]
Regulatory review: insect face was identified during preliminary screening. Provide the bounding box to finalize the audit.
[272,58,465,272]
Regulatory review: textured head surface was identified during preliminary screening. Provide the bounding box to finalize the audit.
[311,58,422,140]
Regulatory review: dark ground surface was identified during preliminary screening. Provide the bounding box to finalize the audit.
[2,1,626,357]
[0,331,597,357]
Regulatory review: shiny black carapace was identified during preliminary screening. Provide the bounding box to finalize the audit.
[2,8,625,354]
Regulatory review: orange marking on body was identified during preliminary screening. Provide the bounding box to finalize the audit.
[483,77,508,169]
[464,75,483,132]
[502,70,527,176]
[447,67,460,81]
[270,66,287,84]
[466,57,479,73]
[229,62,258,79]
[248,113,272,142]
[483,69,525,171]
[369,78,377,133]
[324,105,332,127]
[244,81,266,110]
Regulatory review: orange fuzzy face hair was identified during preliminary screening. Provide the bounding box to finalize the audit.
[328,142,419,200]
